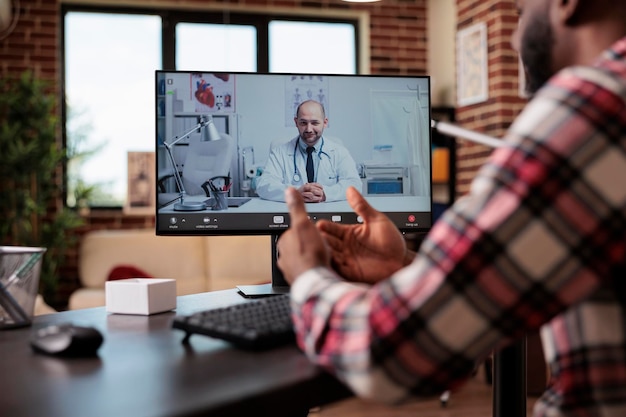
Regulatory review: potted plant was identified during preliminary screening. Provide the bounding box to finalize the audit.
[0,70,82,305]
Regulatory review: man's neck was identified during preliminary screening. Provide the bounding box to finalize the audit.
[299,137,322,149]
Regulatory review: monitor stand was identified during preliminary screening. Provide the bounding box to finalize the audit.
[236,233,289,298]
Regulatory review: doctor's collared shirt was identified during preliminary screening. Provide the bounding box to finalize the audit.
[256,136,362,202]
[289,37,626,417]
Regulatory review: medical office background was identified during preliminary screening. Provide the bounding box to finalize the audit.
[157,72,432,205]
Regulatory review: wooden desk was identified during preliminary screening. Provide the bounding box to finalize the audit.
[0,290,352,417]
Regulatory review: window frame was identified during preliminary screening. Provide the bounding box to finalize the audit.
[61,3,368,209]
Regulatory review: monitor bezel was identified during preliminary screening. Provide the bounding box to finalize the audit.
[155,70,434,237]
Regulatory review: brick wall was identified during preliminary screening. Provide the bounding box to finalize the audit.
[1,0,529,308]
[1,0,429,79]
[454,0,526,194]
[0,0,428,308]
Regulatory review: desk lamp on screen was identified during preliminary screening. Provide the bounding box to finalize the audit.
[155,71,434,295]
[160,114,236,212]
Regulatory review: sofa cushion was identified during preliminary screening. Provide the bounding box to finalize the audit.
[107,264,154,281]
[70,229,276,310]
[68,288,107,311]
[79,229,208,296]
[203,235,273,290]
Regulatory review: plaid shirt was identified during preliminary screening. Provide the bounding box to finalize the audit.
[290,38,626,416]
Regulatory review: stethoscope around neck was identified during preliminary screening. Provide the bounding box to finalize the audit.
[292,137,328,183]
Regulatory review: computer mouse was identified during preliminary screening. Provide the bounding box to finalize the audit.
[30,323,104,357]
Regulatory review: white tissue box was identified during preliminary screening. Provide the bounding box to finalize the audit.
[105,278,176,315]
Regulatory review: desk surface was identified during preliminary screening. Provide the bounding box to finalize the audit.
[0,290,352,417]
[158,195,431,214]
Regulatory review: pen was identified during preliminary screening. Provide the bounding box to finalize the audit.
[0,283,30,324]
[207,179,218,193]
[3,252,43,290]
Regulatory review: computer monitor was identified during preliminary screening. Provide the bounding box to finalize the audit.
[155,71,433,293]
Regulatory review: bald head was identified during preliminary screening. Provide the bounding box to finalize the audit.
[296,100,325,119]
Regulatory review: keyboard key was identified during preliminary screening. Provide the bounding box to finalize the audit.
[172,294,295,350]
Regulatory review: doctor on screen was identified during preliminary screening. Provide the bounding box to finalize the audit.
[256,100,362,203]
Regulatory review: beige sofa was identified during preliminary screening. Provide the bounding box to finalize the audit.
[68,229,273,310]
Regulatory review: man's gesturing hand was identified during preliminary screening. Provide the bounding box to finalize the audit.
[316,187,408,284]
[276,187,330,284]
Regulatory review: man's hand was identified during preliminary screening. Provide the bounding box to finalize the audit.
[316,187,408,284]
[277,187,330,285]
[298,183,326,203]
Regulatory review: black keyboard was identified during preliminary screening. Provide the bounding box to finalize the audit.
[172,294,295,350]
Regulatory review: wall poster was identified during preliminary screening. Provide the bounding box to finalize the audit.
[457,22,488,106]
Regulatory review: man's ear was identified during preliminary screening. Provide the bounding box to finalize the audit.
[557,0,586,26]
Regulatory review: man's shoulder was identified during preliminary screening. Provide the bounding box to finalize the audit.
[322,136,352,156]
[546,43,626,100]
[270,137,298,151]
[323,136,348,149]
[323,135,342,144]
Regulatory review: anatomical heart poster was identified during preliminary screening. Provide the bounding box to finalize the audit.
[191,73,236,113]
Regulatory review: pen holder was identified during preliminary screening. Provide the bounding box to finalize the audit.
[211,190,228,211]
[0,246,46,329]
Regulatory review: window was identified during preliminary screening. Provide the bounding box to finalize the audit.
[65,12,161,207]
[176,23,257,72]
[63,6,360,208]
[269,21,356,74]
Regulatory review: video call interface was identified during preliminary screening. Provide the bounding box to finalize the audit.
[156,71,433,235]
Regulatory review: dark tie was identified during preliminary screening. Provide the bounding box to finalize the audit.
[305,146,315,183]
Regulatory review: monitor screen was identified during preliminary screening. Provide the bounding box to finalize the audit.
[155,71,432,238]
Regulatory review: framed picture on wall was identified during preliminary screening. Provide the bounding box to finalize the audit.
[124,151,155,215]
[457,22,488,106]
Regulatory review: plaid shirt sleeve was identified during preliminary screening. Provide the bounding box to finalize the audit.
[289,42,626,406]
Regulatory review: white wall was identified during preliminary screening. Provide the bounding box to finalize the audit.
[234,74,430,167]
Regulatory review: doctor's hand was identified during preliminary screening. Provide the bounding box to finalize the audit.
[277,187,330,285]
[316,187,411,285]
[298,183,326,203]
